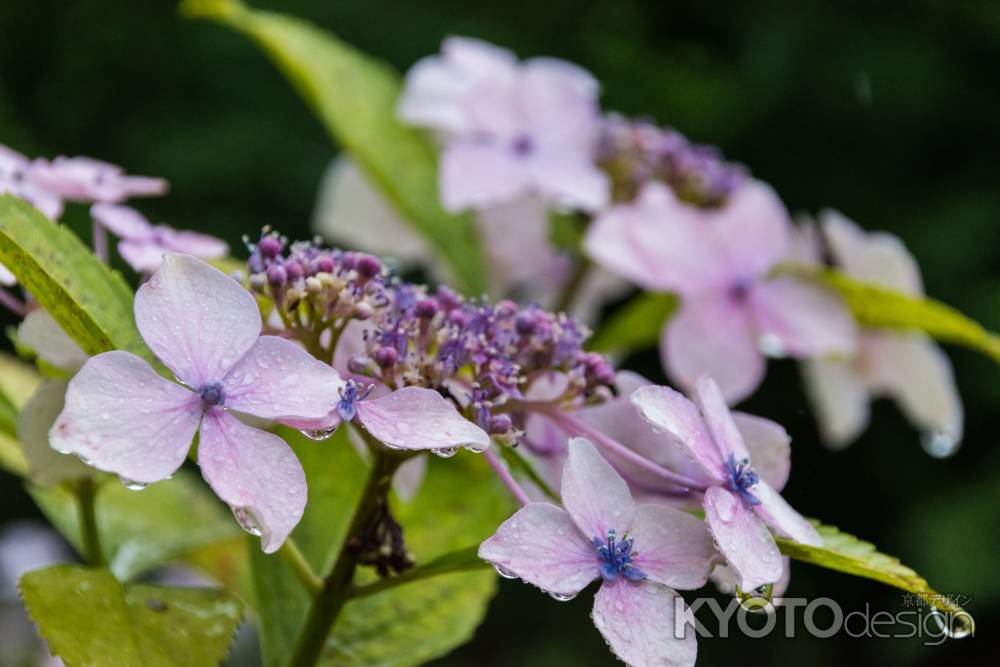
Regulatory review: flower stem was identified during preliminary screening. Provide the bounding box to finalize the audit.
[0,287,26,317]
[553,256,592,315]
[483,447,531,506]
[286,447,403,667]
[92,219,109,263]
[76,478,105,567]
[279,537,323,596]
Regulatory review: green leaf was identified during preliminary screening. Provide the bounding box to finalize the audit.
[587,291,677,354]
[778,520,972,618]
[30,470,238,581]
[0,195,150,360]
[181,0,487,294]
[0,351,41,475]
[794,266,1000,364]
[19,565,242,667]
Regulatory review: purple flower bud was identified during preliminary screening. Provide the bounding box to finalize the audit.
[414,298,438,319]
[488,414,513,435]
[515,311,538,335]
[313,255,335,274]
[266,265,287,287]
[285,260,305,282]
[374,346,398,369]
[354,301,374,320]
[356,255,382,280]
[436,286,463,312]
[258,235,282,259]
[448,310,469,328]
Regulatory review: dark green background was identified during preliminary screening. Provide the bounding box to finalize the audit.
[1,1,997,665]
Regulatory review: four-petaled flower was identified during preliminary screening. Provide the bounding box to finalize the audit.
[631,375,823,591]
[91,203,228,273]
[479,437,717,667]
[30,155,167,204]
[50,254,346,552]
[585,181,857,403]
[399,37,609,212]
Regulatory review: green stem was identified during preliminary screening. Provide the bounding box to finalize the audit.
[286,447,403,667]
[279,538,323,596]
[348,546,489,600]
[76,478,105,567]
[553,256,592,314]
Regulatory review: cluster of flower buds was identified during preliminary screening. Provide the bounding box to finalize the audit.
[597,113,747,207]
[245,229,390,356]
[347,283,616,446]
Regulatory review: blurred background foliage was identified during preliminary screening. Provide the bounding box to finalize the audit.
[1,0,998,665]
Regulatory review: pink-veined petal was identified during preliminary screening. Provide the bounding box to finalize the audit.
[161,228,229,260]
[592,581,697,667]
[439,142,527,211]
[49,351,201,484]
[90,204,154,240]
[629,384,726,483]
[198,410,306,553]
[732,412,790,491]
[135,254,261,388]
[629,504,717,590]
[561,437,635,540]
[801,358,871,449]
[693,375,750,462]
[710,180,790,281]
[750,277,858,359]
[703,486,783,592]
[821,210,923,295]
[478,502,598,596]
[662,297,765,404]
[355,386,490,452]
[752,480,822,546]
[222,336,345,422]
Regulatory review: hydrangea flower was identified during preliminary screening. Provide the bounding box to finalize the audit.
[30,156,167,204]
[800,211,963,454]
[0,144,63,219]
[49,254,348,552]
[399,37,609,212]
[91,203,228,273]
[631,375,822,591]
[479,438,716,667]
[586,181,857,403]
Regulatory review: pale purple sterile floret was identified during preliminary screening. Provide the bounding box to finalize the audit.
[29,155,167,204]
[0,145,63,220]
[631,375,823,591]
[49,254,346,553]
[399,37,609,212]
[479,438,716,667]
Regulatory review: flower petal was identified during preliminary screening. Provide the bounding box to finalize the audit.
[702,486,783,592]
[135,254,261,388]
[801,358,871,448]
[161,228,229,260]
[752,480,822,546]
[355,386,490,452]
[49,351,201,484]
[561,437,635,540]
[732,412,790,491]
[711,180,790,281]
[821,210,923,295]
[750,277,858,358]
[478,502,598,596]
[17,379,93,486]
[629,504,717,590]
[693,375,750,462]
[662,297,764,404]
[17,309,88,371]
[592,581,697,667]
[629,384,726,482]
[198,410,306,553]
[439,142,527,211]
[118,240,169,273]
[222,336,345,422]
[90,204,154,240]
[527,150,609,212]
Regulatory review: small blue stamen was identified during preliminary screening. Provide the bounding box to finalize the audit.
[337,380,373,422]
[593,528,646,583]
[725,454,761,506]
[200,382,225,407]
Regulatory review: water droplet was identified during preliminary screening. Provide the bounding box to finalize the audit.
[432,447,458,458]
[757,333,786,358]
[920,430,960,458]
[736,582,774,613]
[233,507,262,536]
[78,454,94,466]
[492,563,518,579]
[549,591,576,602]
[928,607,975,639]
[119,477,148,491]
[300,426,338,441]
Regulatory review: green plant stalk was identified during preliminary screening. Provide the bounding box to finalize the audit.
[286,447,403,667]
[278,538,323,596]
[75,478,105,567]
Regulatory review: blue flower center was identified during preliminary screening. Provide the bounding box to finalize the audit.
[593,529,646,583]
[512,134,534,156]
[728,279,752,302]
[199,382,225,407]
[725,454,761,505]
[337,380,373,422]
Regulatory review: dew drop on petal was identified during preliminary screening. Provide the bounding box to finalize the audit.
[233,507,263,537]
[549,591,576,602]
[432,446,458,458]
[119,476,148,491]
[757,333,786,358]
[300,426,339,441]
[920,430,959,458]
[493,563,518,579]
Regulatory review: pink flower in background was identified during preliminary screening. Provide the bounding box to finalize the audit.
[479,438,716,667]
[30,156,166,204]
[0,144,63,219]
[631,375,822,591]
[800,211,963,454]
[50,254,347,552]
[91,204,228,273]
[399,37,609,212]
[586,181,857,403]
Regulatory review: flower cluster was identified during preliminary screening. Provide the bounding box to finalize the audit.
[597,113,748,207]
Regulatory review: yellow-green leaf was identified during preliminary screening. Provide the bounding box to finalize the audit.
[587,292,676,354]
